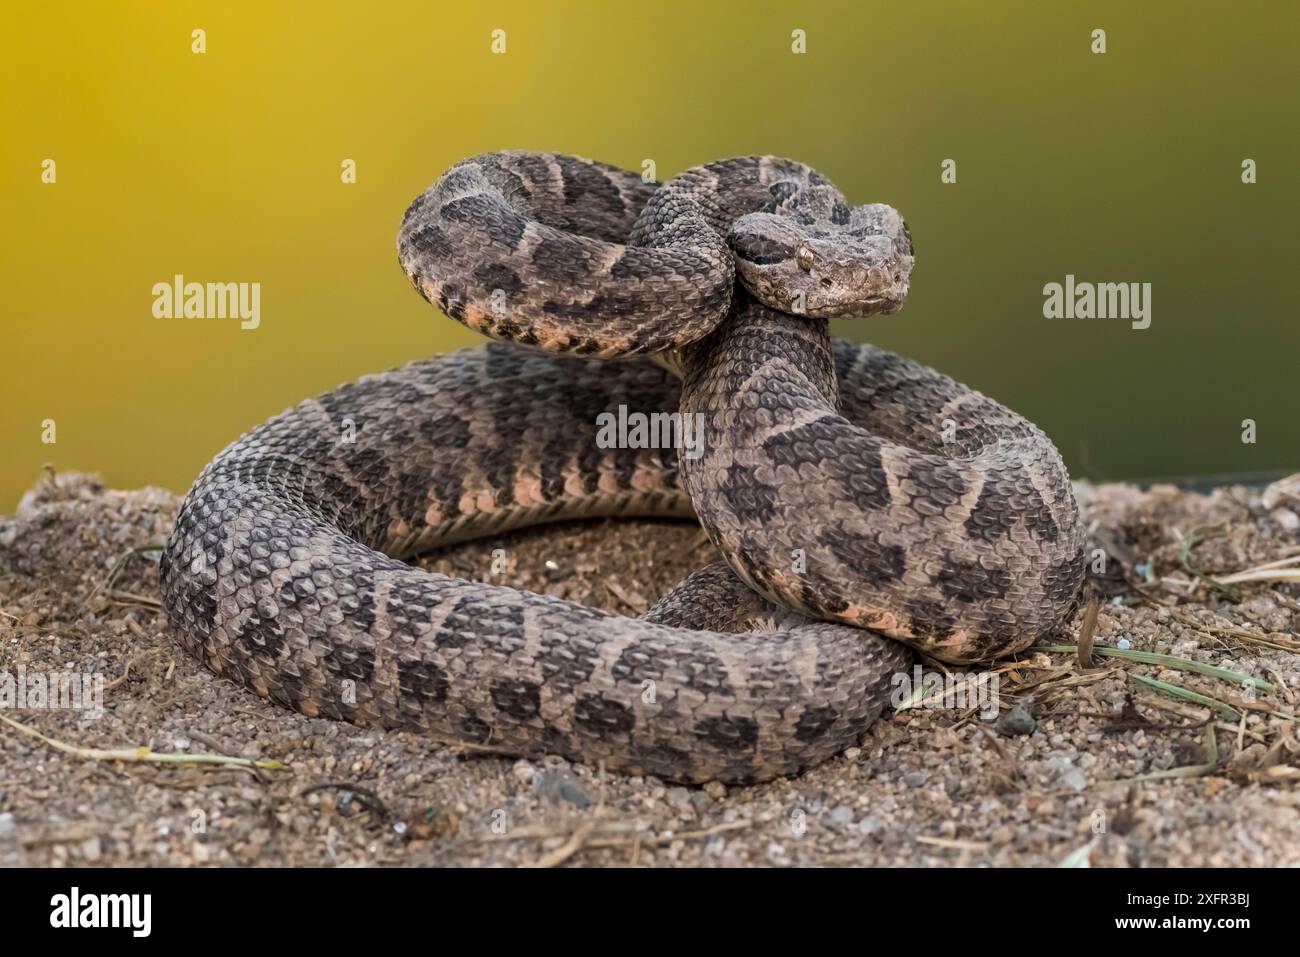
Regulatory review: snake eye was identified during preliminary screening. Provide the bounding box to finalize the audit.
[795,246,815,272]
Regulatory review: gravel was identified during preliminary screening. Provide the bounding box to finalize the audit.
[1,470,1299,867]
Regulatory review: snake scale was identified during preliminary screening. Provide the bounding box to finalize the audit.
[161,151,1086,784]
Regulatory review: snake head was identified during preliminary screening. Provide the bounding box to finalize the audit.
[729,203,914,318]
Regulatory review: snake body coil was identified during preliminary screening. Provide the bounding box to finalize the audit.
[161,152,1085,784]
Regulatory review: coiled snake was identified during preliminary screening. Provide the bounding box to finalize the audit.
[161,152,1085,784]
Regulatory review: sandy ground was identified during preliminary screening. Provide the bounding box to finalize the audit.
[2,470,1299,868]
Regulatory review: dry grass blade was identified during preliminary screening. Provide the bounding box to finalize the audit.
[603,578,647,614]
[0,713,287,771]
[79,544,164,612]
[1249,766,1300,784]
[1076,593,1100,669]
[1214,553,1300,585]
[915,835,989,851]
[1126,674,1239,718]
[109,590,163,609]
[1125,724,1220,783]
[1162,608,1300,654]
[528,821,600,868]
[1033,643,1275,693]
[1213,569,1300,585]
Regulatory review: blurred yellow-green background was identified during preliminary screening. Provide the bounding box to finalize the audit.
[3,1,1297,510]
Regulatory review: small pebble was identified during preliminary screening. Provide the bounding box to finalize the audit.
[532,770,592,808]
[997,704,1037,737]
[1272,508,1300,532]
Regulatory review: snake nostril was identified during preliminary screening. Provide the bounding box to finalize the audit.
[819,277,834,288]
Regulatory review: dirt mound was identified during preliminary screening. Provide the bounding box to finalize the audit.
[2,470,1299,867]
